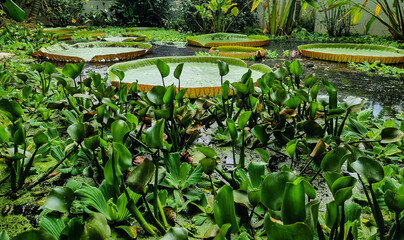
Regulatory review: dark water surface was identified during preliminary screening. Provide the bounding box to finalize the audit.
[77,40,404,118]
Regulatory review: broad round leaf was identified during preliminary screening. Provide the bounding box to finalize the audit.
[174,63,184,80]
[238,111,252,130]
[264,213,313,240]
[43,62,56,75]
[321,147,348,172]
[62,62,84,79]
[281,182,306,224]
[252,125,269,144]
[147,86,166,106]
[217,60,229,77]
[385,189,404,212]
[261,172,296,210]
[197,146,216,158]
[161,227,188,240]
[200,157,216,175]
[81,213,111,240]
[213,185,240,233]
[67,123,85,142]
[110,68,125,81]
[156,59,170,78]
[111,120,130,144]
[44,187,75,213]
[127,159,156,194]
[33,131,49,146]
[350,157,384,184]
[145,119,165,149]
[84,135,100,150]
[13,230,57,240]
[381,127,404,144]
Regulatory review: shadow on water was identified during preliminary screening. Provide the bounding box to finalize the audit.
[54,40,403,118]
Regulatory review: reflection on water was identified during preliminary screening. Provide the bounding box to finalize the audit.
[54,41,403,118]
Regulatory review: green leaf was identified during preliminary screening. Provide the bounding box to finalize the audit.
[281,182,306,224]
[62,62,84,79]
[156,59,170,78]
[217,60,229,77]
[221,80,230,99]
[84,135,100,150]
[289,60,302,77]
[62,217,84,240]
[321,147,348,172]
[264,213,313,240]
[286,140,298,157]
[261,172,296,210]
[163,84,175,104]
[1,0,26,22]
[145,119,165,149]
[44,187,74,213]
[333,187,354,205]
[76,183,110,220]
[110,68,125,81]
[0,230,9,240]
[161,227,188,240]
[213,223,231,240]
[385,189,404,212]
[67,123,85,143]
[33,131,49,146]
[330,176,357,195]
[302,120,323,142]
[254,148,269,162]
[174,63,184,80]
[231,82,248,96]
[111,120,130,144]
[197,146,216,158]
[127,159,156,194]
[81,213,111,240]
[248,162,265,189]
[238,111,252,129]
[274,66,288,80]
[13,230,57,240]
[39,215,66,239]
[252,125,269,144]
[43,62,56,75]
[325,201,338,228]
[200,157,216,176]
[226,118,238,142]
[213,185,239,233]
[104,142,133,184]
[147,86,166,106]
[349,157,384,184]
[0,126,9,143]
[381,127,404,144]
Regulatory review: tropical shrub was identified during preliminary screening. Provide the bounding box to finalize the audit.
[109,0,170,27]
[166,0,258,33]
[41,0,84,26]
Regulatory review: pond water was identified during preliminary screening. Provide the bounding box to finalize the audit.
[76,40,404,118]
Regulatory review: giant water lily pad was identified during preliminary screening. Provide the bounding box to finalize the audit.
[33,42,152,62]
[298,43,404,64]
[187,33,269,48]
[209,46,266,59]
[108,56,271,98]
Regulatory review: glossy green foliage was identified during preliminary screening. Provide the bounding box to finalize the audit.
[44,187,75,213]
[127,159,155,194]
[213,185,240,233]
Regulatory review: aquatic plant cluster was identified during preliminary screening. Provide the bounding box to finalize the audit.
[0,52,403,239]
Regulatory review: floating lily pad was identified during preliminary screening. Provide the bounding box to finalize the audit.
[33,42,152,62]
[298,43,404,64]
[108,56,272,98]
[125,27,160,32]
[209,46,266,59]
[122,33,146,41]
[187,33,269,47]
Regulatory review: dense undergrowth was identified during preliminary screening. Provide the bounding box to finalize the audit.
[0,55,403,239]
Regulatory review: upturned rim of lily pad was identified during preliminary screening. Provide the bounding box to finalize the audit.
[32,42,152,63]
[298,43,404,64]
[187,33,269,48]
[108,56,272,98]
[209,46,267,59]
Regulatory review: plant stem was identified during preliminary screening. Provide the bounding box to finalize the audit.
[369,183,385,240]
[209,175,216,197]
[154,152,160,221]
